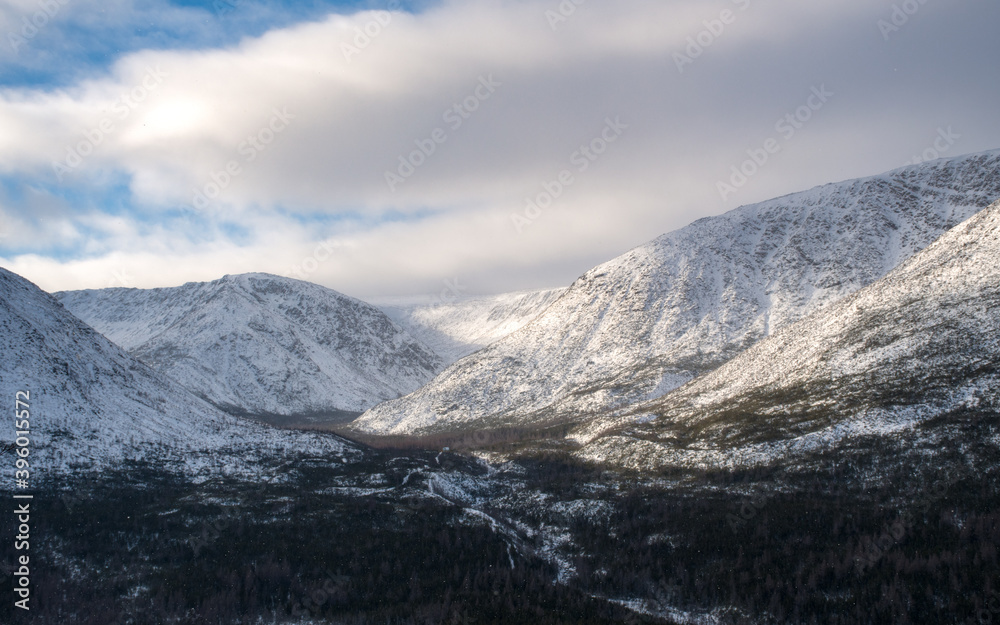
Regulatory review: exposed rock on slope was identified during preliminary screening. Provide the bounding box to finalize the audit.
[0,268,355,477]
[58,273,442,421]
[351,151,1000,437]
[577,199,1000,469]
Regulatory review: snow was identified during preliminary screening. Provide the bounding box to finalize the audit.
[352,149,1000,437]
[372,288,566,365]
[0,268,360,480]
[57,273,442,418]
[578,196,1000,469]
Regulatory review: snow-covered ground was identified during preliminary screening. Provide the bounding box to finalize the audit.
[352,150,1000,437]
[0,268,360,480]
[578,198,1000,469]
[57,273,442,418]
[373,288,566,365]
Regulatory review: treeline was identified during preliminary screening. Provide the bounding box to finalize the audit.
[335,422,580,452]
[3,404,998,625]
[534,412,1000,625]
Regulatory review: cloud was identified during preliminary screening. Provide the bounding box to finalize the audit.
[1,0,999,298]
[0,0,408,86]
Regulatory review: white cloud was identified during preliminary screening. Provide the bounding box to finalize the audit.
[0,0,998,297]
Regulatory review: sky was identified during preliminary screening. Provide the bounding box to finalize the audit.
[0,0,998,299]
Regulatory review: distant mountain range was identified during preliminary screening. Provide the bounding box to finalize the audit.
[350,150,1000,437]
[0,268,356,479]
[58,273,442,426]
[374,289,566,365]
[4,148,998,625]
[7,149,1000,472]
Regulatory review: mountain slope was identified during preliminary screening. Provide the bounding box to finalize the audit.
[374,288,567,365]
[351,150,1000,437]
[57,273,442,422]
[576,198,1000,469]
[0,267,355,477]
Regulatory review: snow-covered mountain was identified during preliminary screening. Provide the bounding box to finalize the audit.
[576,198,1000,470]
[374,288,566,365]
[57,273,442,422]
[351,150,1000,437]
[0,268,356,478]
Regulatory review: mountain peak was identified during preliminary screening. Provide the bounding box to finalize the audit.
[351,149,1000,438]
[578,197,1000,469]
[58,274,443,421]
[0,265,356,476]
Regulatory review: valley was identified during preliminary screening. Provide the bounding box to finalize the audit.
[2,151,999,624]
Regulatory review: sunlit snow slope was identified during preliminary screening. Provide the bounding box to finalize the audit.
[374,289,566,365]
[58,273,442,420]
[352,150,1000,437]
[0,268,355,477]
[578,198,1000,469]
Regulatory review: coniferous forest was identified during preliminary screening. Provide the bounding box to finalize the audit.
[3,405,998,624]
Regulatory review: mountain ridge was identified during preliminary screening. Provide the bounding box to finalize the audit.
[575,197,1000,469]
[350,149,1000,437]
[0,267,357,478]
[57,272,443,422]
